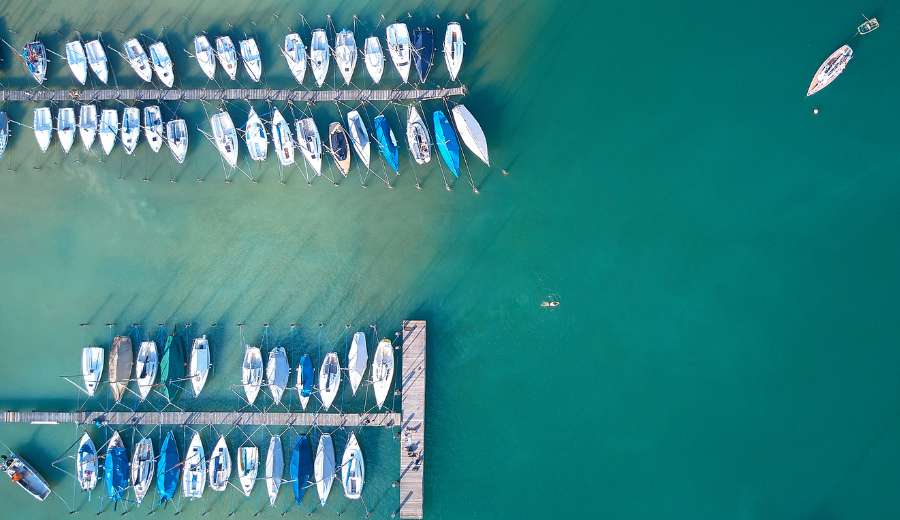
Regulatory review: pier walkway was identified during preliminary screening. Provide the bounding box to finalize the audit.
[400,320,427,519]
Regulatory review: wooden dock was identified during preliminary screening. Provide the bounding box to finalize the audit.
[0,86,466,103]
[0,410,399,427]
[399,320,427,519]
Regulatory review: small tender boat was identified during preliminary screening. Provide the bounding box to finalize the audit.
[57,107,76,154]
[291,435,312,504]
[208,435,231,492]
[189,335,211,397]
[334,29,357,85]
[271,108,295,166]
[0,112,8,159]
[65,41,88,85]
[372,339,395,408]
[157,327,182,402]
[296,117,322,175]
[85,40,109,84]
[143,105,164,153]
[21,40,47,84]
[283,33,307,84]
[341,432,364,499]
[412,27,434,83]
[149,42,175,87]
[374,114,399,174]
[216,36,238,80]
[406,106,431,165]
[807,45,852,96]
[182,432,206,499]
[328,122,351,176]
[314,434,335,506]
[245,107,268,162]
[104,431,129,502]
[81,345,104,397]
[124,38,153,82]
[99,109,118,156]
[451,104,489,166]
[239,38,262,82]
[348,332,368,395]
[157,431,180,503]
[120,107,141,155]
[346,110,371,168]
[858,17,880,35]
[210,111,239,167]
[135,340,158,401]
[33,107,52,153]
[194,35,216,80]
[266,346,290,405]
[242,345,264,405]
[319,352,341,410]
[166,119,189,164]
[297,353,314,410]
[130,437,155,504]
[1,453,51,501]
[76,433,98,492]
[310,29,330,87]
[364,36,385,84]
[109,335,133,402]
[385,23,412,83]
[78,104,97,152]
[237,445,259,497]
[433,110,460,177]
[444,22,464,81]
[265,435,283,505]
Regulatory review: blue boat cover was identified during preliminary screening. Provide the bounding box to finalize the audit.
[104,445,129,501]
[413,28,435,83]
[374,115,400,173]
[433,110,460,177]
[300,354,314,398]
[157,431,180,501]
[290,436,313,504]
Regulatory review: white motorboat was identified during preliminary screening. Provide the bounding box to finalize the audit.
[99,109,117,155]
[283,33,306,84]
[310,29,330,87]
[385,23,412,83]
[265,435,283,505]
[135,340,158,400]
[1,453,51,501]
[244,107,268,161]
[444,22,464,81]
[78,104,97,152]
[346,110,371,168]
[149,41,175,87]
[194,35,216,80]
[131,437,155,504]
[81,345,104,397]
[341,432,364,499]
[451,104,489,166]
[182,432,206,499]
[266,346,289,405]
[318,352,341,410]
[33,107,52,153]
[166,119,188,163]
[215,36,238,80]
[314,434,335,506]
[242,345,263,405]
[124,38,152,82]
[363,36,384,84]
[143,105,164,153]
[76,432,98,492]
[372,339,394,408]
[406,105,431,164]
[334,29,357,85]
[239,38,262,82]
[84,40,109,84]
[208,436,231,492]
[57,107,76,154]
[237,445,259,497]
[295,117,322,175]
[65,41,88,84]
[189,335,210,397]
[271,108,295,166]
[210,111,239,167]
[120,107,140,155]
[348,332,368,395]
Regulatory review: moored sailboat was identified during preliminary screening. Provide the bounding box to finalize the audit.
[372,339,394,408]
[65,41,88,84]
[807,45,852,96]
[406,105,431,165]
[444,22,464,81]
[143,105,164,153]
[57,107,76,154]
[166,119,189,164]
[346,110,371,168]
[210,111,239,167]
[99,109,118,156]
[283,33,307,84]
[328,122,351,176]
[0,112,8,159]
[314,434,335,506]
[135,340,158,401]
[130,437,155,504]
[157,326,183,402]
[433,110,460,177]
[208,435,231,492]
[266,346,289,405]
[85,40,109,84]
[109,335,133,402]
[374,114,399,174]
[1,453,51,501]
[215,36,238,80]
[21,40,47,84]
[189,335,211,397]
[182,432,206,499]
[157,431,180,503]
[348,332,368,395]
[78,104,97,152]
[290,435,312,504]
[242,345,263,405]
[81,345,104,397]
[310,29,330,87]
[76,433,98,492]
[341,432,364,499]
[265,435,283,505]
[271,108,295,166]
[124,38,153,82]
[319,352,341,410]
[120,107,140,155]
[364,36,385,84]
[237,445,259,496]
[386,23,412,82]
[194,35,216,80]
[239,38,262,82]
[451,104,489,166]
[33,107,52,153]
[148,41,175,87]
[412,27,434,83]
[245,107,268,162]
[334,29,357,85]
[296,117,322,175]
[104,431,129,502]
[297,353,314,410]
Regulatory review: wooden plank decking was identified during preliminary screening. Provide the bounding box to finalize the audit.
[399,320,427,519]
[0,409,399,427]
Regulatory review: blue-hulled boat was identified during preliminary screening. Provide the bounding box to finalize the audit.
[433,110,460,177]
[412,28,434,83]
[290,436,313,504]
[300,354,314,398]
[374,115,400,174]
[157,431,180,502]
[104,431,129,503]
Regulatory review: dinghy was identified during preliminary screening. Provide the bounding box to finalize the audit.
[78,105,97,152]
[21,41,47,84]
[237,445,259,496]
[433,110,460,177]
[109,335,133,402]
[239,38,262,82]
[385,23,412,83]
[296,117,322,175]
[0,112,7,159]
[374,115,399,174]
[283,33,307,84]
[143,105,164,153]
[319,352,341,410]
[334,29,357,85]
[297,354,314,410]
[265,435,283,505]
[372,339,395,408]
[194,35,216,80]
[135,340,158,400]
[99,109,118,155]
[33,107,52,153]
[166,119,189,164]
[157,431,180,503]
[314,434,335,506]
[1,453,50,501]
[149,42,175,87]
[341,432,364,499]
[328,122,351,176]
[412,27,434,83]
[130,437,155,504]
[65,41,88,84]
[208,436,231,492]
[271,108,295,166]
[57,107,76,154]
[310,29,330,87]
[242,345,264,405]
[182,432,206,499]
[266,346,289,405]
[451,104,490,166]
[157,327,182,402]
[245,107,268,162]
[124,38,152,82]
[364,37,385,84]
[348,332,368,395]
[104,431,129,502]
[81,346,104,397]
[120,107,140,155]
[76,433,98,492]
[215,36,238,80]
[444,22,464,81]
[210,111,239,167]
[189,335,210,397]
[346,110,371,168]
[85,40,109,84]
[291,435,313,504]
[406,106,431,164]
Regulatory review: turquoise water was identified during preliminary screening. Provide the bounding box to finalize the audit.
[4,0,900,518]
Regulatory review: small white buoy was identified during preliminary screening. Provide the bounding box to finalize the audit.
[812,107,819,116]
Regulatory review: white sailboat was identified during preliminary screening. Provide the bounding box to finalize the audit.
[297,354,312,410]
[166,119,188,164]
[120,107,140,155]
[65,41,88,84]
[182,432,206,499]
[237,445,259,497]
[271,108,295,166]
[314,434,335,506]
[266,346,289,405]
[124,38,152,82]
[334,29,357,85]
[310,29,330,87]
[78,104,97,152]
[131,437,155,504]
[444,22,464,81]
[372,339,395,408]
[406,105,431,164]
[244,107,268,161]
[341,433,364,500]
[283,33,306,84]
[348,332,368,395]
[265,435,283,506]
[99,109,117,155]
[318,352,341,410]
[149,42,175,88]
[208,436,231,492]
[363,36,385,84]
[385,23,412,83]
[76,433,98,491]
[81,346,104,397]
[242,346,263,405]
[239,38,262,82]
[346,110,371,168]
[451,104,489,166]
[57,107,76,154]
[143,105,164,153]
[215,36,238,80]
[210,111,239,167]
[33,107,52,153]
[84,40,109,84]
[194,35,216,80]
[189,335,210,397]
[135,341,158,401]
[295,117,322,175]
